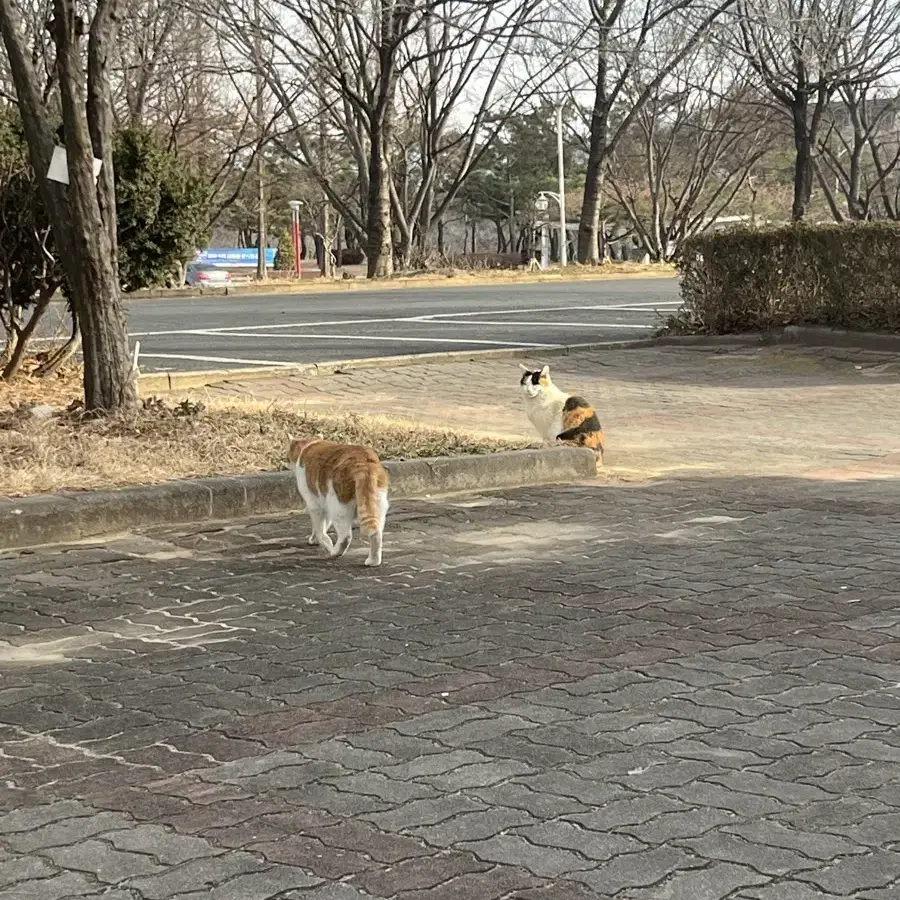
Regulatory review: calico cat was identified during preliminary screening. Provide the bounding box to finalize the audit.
[288,436,390,566]
[519,364,605,455]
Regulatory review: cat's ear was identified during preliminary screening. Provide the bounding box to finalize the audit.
[539,365,550,379]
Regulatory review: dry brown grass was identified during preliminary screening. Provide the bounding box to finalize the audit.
[0,374,529,497]
[0,357,84,408]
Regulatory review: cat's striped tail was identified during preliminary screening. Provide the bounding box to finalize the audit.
[354,463,388,536]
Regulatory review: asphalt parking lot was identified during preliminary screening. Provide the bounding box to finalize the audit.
[125,279,680,372]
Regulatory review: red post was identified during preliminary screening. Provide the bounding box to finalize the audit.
[289,202,302,280]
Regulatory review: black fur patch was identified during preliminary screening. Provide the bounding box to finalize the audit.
[520,370,542,385]
[558,412,601,441]
[563,395,591,412]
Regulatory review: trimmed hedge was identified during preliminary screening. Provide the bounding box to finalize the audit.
[670,222,900,334]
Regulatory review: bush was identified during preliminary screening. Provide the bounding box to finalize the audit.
[670,222,900,335]
[274,227,296,272]
[115,126,212,292]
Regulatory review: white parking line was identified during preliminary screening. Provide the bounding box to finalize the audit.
[180,331,555,348]
[137,353,300,366]
[409,321,657,329]
[129,302,678,337]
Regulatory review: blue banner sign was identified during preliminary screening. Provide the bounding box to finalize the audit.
[195,248,277,268]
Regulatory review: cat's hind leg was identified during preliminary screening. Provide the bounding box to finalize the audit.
[364,489,389,567]
[327,493,354,558]
[308,506,334,553]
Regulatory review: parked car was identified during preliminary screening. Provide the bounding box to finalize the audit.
[185,263,232,287]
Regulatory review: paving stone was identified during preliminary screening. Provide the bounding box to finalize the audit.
[458,834,593,879]
[324,772,437,803]
[391,865,545,900]
[350,850,490,896]
[44,839,165,882]
[794,849,900,894]
[568,846,704,894]
[412,808,535,847]
[619,862,770,900]
[251,835,372,879]
[737,882,869,900]
[723,821,867,861]
[375,750,487,781]
[106,825,225,865]
[364,796,486,832]
[423,760,534,791]
[514,820,643,861]
[826,813,900,848]
[0,801,92,834]
[565,795,688,831]
[469,782,589,819]
[681,832,817,876]
[619,807,738,844]
[0,856,58,888]
[172,866,323,899]
[126,851,267,899]
[0,871,100,900]
[312,819,432,863]
[3,811,129,852]
[283,886,375,900]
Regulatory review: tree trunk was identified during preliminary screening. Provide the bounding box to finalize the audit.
[57,0,134,411]
[577,42,609,263]
[1,288,55,380]
[791,96,814,221]
[365,126,393,278]
[35,307,81,377]
[437,219,445,256]
[1,0,135,411]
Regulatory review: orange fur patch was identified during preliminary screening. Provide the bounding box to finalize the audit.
[561,405,593,430]
[289,437,389,508]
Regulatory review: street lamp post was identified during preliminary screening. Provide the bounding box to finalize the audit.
[556,105,567,268]
[289,200,302,279]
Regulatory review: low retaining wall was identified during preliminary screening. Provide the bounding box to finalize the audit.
[0,447,597,551]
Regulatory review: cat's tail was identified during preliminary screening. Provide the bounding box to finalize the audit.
[354,462,389,536]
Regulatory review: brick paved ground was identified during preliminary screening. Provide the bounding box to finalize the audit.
[2,476,898,898]
[204,344,900,481]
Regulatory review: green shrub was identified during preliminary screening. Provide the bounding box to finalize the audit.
[274,227,296,272]
[670,222,900,335]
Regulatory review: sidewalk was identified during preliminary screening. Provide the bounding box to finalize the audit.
[2,477,898,898]
[204,343,900,482]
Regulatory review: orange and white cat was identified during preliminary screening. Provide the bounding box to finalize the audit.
[288,437,390,566]
[519,364,605,456]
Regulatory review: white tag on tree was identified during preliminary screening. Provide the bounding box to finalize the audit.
[47,145,103,185]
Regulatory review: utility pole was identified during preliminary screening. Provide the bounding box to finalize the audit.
[557,104,567,268]
[318,105,333,277]
[254,0,267,281]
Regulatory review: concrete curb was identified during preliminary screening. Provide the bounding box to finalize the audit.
[137,339,663,393]
[0,447,597,552]
[779,325,900,353]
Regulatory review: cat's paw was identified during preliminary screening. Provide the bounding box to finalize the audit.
[331,537,352,558]
[364,556,382,567]
[307,534,318,546]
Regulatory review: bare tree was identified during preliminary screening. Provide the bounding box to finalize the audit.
[816,83,900,219]
[392,0,542,266]
[216,0,539,277]
[542,0,739,264]
[608,41,773,259]
[1,0,136,410]
[731,0,900,221]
